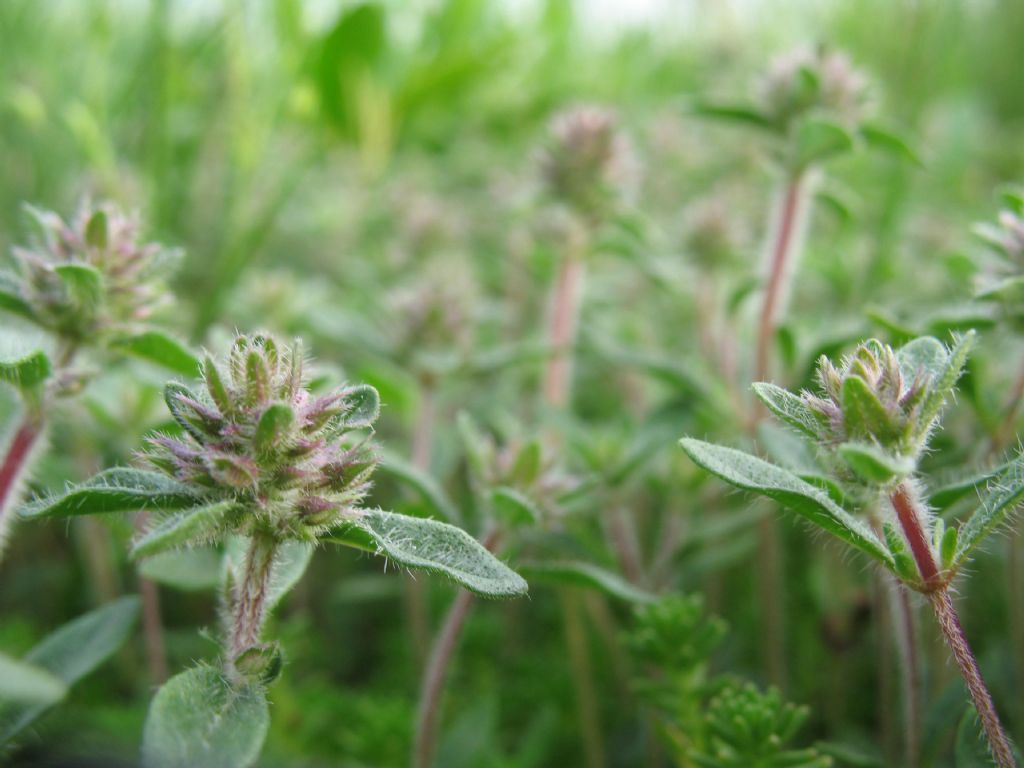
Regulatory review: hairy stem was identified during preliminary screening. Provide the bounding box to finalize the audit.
[891,482,1015,766]
[929,590,1017,767]
[229,532,278,665]
[542,230,587,409]
[413,529,501,768]
[0,418,42,559]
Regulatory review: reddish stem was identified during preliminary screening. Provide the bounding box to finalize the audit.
[0,419,42,555]
[229,533,277,665]
[543,241,586,409]
[890,483,940,589]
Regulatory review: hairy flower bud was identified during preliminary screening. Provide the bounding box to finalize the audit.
[539,105,634,224]
[144,334,380,540]
[6,201,179,344]
[757,46,870,130]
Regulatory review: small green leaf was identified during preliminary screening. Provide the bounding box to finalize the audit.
[752,382,821,439]
[54,263,103,310]
[917,332,974,431]
[142,665,269,768]
[940,525,958,569]
[131,501,239,560]
[0,596,139,743]
[954,449,1024,568]
[976,274,1024,303]
[0,652,67,705]
[688,101,775,130]
[491,486,541,527]
[842,376,896,442]
[378,449,460,523]
[795,117,855,168]
[110,331,202,378]
[0,347,51,391]
[838,442,913,484]
[203,357,232,416]
[859,121,923,166]
[254,403,294,453]
[339,384,380,430]
[139,548,224,591]
[326,509,528,598]
[517,561,656,603]
[679,438,893,568]
[84,209,108,249]
[19,468,201,519]
[896,336,948,386]
[929,464,1007,510]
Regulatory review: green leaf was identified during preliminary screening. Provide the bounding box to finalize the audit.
[19,468,201,519]
[0,596,139,743]
[254,403,294,453]
[679,438,893,568]
[917,332,974,430]
[139,548,224,591]
[340,383,380,430]
[896,335,949,385]
[110,331,202,378]
[491,486,541,527]
[517,561,656,603]
[326,509,528,598]
[378,449,460,523]
[142,665,269,768]
[688,101,774,130]
[842,375,896,442]
[84,210,108,249]
[0,652,67,705]
[795,117,855,168]
[837,442,913,484]
[859,121,923,166]
[0,347,50,391]
[752,382,821,439]
[954,450,1024,568]
[0,273,35,321]
[929,464,1007,510]
[53,263,103,310]
[976,274,1024,304]
[131,501,239,560]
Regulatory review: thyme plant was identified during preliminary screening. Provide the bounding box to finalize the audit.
[680,333,1022,766]
[18,332,527,767]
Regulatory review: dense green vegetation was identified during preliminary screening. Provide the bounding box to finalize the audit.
[2,1,1024,766]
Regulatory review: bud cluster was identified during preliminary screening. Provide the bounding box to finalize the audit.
[757,46,870,131]
[973,188,1024,267]
[145,334,379,540]
[539,105,633,224]
[6,202,178,343]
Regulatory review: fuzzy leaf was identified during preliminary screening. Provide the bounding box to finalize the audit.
[0,347,50,391]
[326,509,528,598]
[254,403,294,453]
[491,486,542,527]
[679,438,893,568]
[0,652,67,705]
[896,336,948,385]
[19,468,201,519]
[339,384,380,430]
[53,263,103,310]
[131,501,238,560]
[0,596,139,743]
[142,665,268,768]
[918,332,974,430]
[752,382,821,438]
[110,331,202,378]
[517,561,656,603]
[929,464,1007,510]
[378,449,460,523]
[954,450,1024,567]
[842,376,895,441]
[837,442,913,484]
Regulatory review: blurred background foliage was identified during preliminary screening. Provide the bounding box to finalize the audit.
[2,0,1024,766]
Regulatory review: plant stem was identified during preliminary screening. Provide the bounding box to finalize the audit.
[929,590,1017,768]
[405,380,438,668]
[562,588,606,768]
[413,529,501,768]
[229,532,278,665]
[134,512,168,685]
[542,229,587,409]
[894,584,921,768]
[0,417,42,559]
[890,482,1016,766]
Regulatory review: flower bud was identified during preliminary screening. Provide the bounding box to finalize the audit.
[757,46,870,130]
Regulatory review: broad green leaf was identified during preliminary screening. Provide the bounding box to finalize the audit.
[19,468,201,519]
[326,509,528,598]
[752,382,821,438]
[131,501,239,559]
[679,439,893,568]
[339,383,379,430]
[0,652,67,705]
[859,121,923,166]
[517,561,656,603]
[0,596,139,743]
[378,449,460,523]
[954,450,1024,567]
[795,117,854,168]
[142,665,268,768]
[53,263,103,310]
[0,347,50,390]
[110,331,202,378]
[139,548,224,591]
[896,336,948,385]
[837,442,913,484]
[491,486,541,527]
